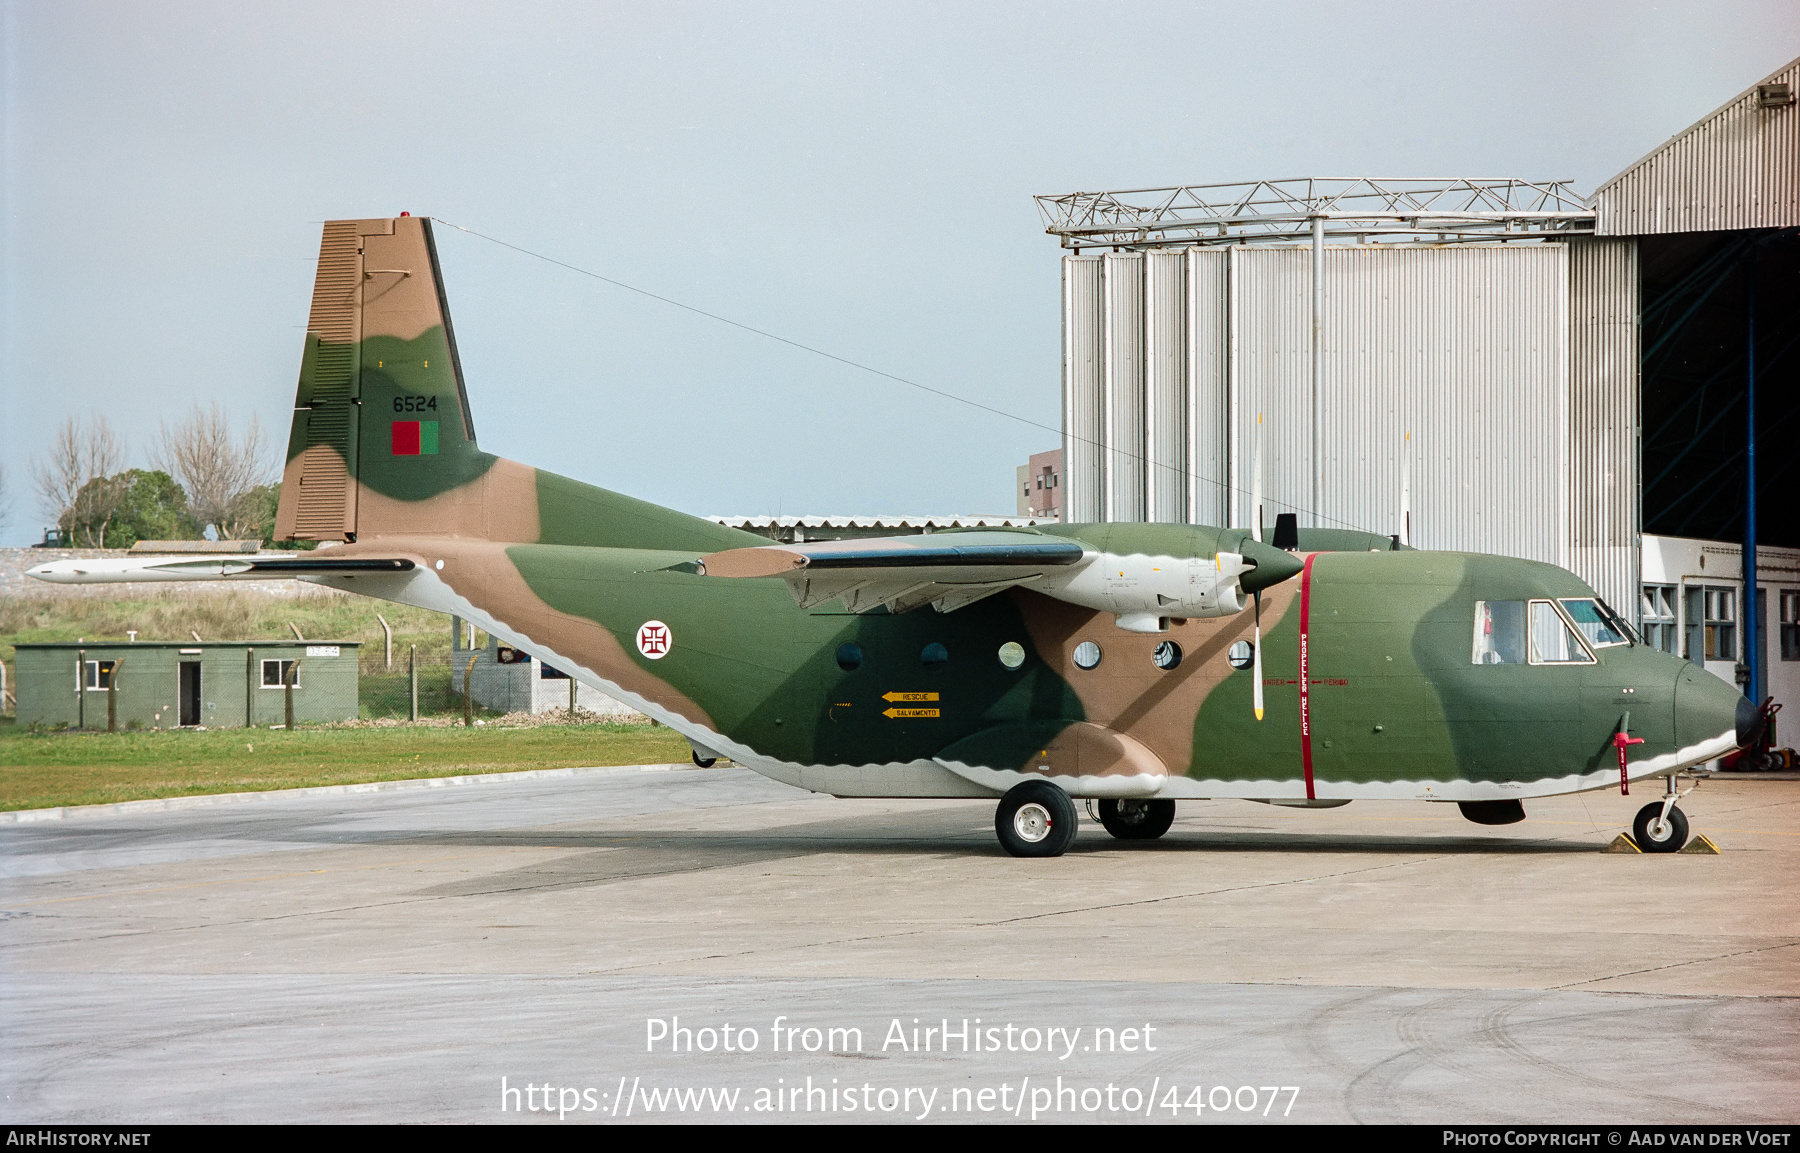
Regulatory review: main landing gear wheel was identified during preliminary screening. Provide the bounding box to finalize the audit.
[691,750,718,768]
[1098,798,1176,840]
[1633,801,1690,853]
[995,780,1078,858]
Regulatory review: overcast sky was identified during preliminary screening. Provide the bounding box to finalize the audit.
[2,1,1796,545]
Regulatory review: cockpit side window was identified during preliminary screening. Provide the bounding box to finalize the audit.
[1559,598,1630,648]
[1529,600,1595,664]
[1472,600,1527,664]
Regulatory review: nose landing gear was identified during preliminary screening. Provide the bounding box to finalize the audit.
[1632,774,1695,853]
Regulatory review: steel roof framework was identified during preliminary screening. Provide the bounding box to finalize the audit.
[1035,177,1595,248]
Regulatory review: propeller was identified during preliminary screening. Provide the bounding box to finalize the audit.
[1250,410,1266,721]
[1399,429,1412,546]
[1253,590,1265,722]
[1251,411,1264,544]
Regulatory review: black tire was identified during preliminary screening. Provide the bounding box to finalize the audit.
[691,750,718,768]
[1633,802,1689,853]
[995,780,1078,858]
[1098,798,1176,840]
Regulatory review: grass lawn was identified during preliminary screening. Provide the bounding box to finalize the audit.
[0,718,696,812]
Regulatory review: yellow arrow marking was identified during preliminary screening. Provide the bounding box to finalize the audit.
[882,691,939,702]
[883,707,940,719]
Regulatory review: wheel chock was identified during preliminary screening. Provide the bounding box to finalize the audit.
[1605,833,1642,853]
[1678,833,1721,854]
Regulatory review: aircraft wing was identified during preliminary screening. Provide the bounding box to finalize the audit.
[699,531,1086,614]
[26,555,416,584]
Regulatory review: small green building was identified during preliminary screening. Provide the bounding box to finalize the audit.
[13,641,361,729]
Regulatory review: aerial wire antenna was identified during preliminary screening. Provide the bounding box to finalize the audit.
[430,217,1386,536]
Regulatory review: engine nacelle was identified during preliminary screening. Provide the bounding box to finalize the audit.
[1038,551,1251,620]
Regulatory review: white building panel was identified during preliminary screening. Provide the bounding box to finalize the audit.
[1595,55,1799,236]
[1145,250,1187,523]
[1185,248,1228,527]
[1568,238,1641,613]
[1061,255,1104,523]
[1061,243,1622,596]
[1236,247,1312,539]
[1102,252,1146,522]
[1320,244,1570,569]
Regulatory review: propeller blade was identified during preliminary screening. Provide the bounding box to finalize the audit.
[1251,412,1264,544]
[1253,590,1265,722]
[1399,429,1412,547]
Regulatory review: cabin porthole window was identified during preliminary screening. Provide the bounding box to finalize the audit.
[1073,641,1102,670]
[1226,641,1254,671]
[1152,641,1182,671]
[836,642,863,671]
[997,641,1025,670]
[921,643,949,671]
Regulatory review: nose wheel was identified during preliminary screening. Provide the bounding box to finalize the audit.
[1632,774,1694,853]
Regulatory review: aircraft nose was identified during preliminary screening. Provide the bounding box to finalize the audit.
[1674,662,1747,751]
[1736,695,1764,748]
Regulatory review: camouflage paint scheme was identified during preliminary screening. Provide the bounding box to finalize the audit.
[167,219,1764,805]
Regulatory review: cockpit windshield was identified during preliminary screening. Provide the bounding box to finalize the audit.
[1559,598,1631,648]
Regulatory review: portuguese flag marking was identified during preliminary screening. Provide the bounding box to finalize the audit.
[392,421,439,456]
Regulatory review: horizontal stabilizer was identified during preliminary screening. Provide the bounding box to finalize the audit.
[27,555,415,585]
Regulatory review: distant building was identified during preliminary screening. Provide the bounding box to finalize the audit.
[449,621,641,717]
[13,640,360,729]
[1015,449,1063,519]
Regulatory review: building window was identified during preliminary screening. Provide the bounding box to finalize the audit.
[261,659,300,688]
[1782,590,1799,662]
[1684,586,1736,662]
[539,663,569,680]
[1640,584,1677,653]
[82,660,117,690]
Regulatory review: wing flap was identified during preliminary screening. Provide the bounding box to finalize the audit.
[701,531,1084,615]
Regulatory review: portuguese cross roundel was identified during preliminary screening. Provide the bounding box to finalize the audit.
[636,620,672,660]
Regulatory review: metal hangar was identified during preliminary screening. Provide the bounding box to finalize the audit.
[1037,54,1798,718]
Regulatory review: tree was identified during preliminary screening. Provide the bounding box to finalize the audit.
[237,482,315,550]
[33,415,127,546]
[153,403,272,540]
[99,470,197,548]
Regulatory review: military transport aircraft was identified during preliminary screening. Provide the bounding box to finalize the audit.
[31,215,1761,857]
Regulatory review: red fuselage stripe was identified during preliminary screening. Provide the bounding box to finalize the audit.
[1299,553,1318,800]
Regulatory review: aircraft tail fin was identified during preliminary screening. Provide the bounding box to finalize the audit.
[274,216,754,554]
[276,215,485,542]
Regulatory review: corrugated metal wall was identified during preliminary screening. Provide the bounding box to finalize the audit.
[1145,250,1187,522]
[1059,242,1641,609]
[1186,248,1228,527]
[1061,256,1104,523]
[1595,56,1799,236]
[1567,238,1641,613]
[1103,253,1146,522]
